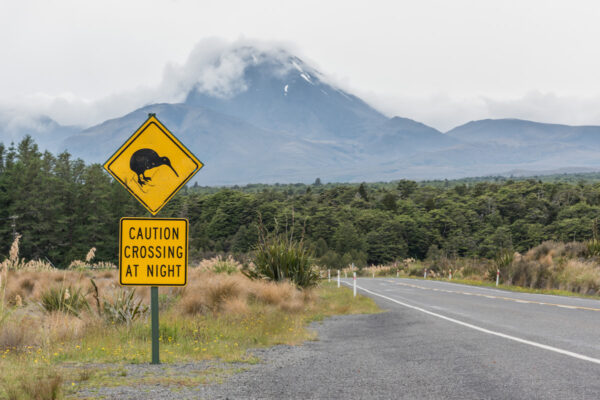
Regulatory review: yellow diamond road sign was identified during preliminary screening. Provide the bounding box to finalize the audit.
[104,114,203,215]
[119,217,188,286]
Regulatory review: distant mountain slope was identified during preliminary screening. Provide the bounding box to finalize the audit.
[62,103,360,184]
[366,117,459,155]
[447,118,600,148]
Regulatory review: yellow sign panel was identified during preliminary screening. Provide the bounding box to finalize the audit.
[119,217,188,286]
[104,114,203,215]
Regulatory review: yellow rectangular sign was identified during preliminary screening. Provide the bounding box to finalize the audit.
[119,217,188,286]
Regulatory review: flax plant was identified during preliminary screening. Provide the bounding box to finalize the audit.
[245,213,319,288]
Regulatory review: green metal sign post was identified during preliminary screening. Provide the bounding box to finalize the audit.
[151,286,160,364]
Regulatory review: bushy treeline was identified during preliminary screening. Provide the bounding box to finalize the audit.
[176,177,600,269]
[0,137,147,265]
[2,136,600,268]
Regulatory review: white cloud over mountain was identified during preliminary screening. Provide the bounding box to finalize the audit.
[4,37,600,133]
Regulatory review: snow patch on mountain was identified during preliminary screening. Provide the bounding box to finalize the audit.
[300,73,313,84]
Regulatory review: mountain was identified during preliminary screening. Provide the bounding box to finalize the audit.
[0,111,79,153]
[59,46,457,184]
[447,118,600,148]
[443,119,600,175]
[184,51,388,140]
[5,45,600,184]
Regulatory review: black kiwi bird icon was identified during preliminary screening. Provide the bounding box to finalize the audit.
[130,148,179,186]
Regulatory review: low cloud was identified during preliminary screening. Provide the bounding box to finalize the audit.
[362,91,600,132]
[0,38,300,128]
[3,38,600,133]
[160,37,301,99]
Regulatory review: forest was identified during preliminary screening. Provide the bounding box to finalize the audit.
[1,136,600,269]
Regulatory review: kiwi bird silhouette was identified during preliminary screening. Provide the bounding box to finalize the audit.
[130,148,178,186]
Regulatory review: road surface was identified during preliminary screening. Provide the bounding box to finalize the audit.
[200,277,600,399]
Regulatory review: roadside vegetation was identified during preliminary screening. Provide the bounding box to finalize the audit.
[0,239,379,399]
[2,138,600,293]
[345,240,600,297]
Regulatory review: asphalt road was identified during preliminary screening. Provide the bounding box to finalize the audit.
[200,277,600,399]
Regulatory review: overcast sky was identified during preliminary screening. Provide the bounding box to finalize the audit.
[2,0,600,131]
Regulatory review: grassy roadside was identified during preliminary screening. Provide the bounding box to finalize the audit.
[0,280,379,399]
[425,277,600,300]
[367,273,600,300]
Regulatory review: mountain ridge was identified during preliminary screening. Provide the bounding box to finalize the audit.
[2,45,600,184]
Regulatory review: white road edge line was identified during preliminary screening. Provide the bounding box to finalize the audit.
[344,282,600,365]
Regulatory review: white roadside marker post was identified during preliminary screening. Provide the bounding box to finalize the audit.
[372,272,375,279]
[337,270,340,288]
[424,268,427,279]
[496,269,500,287]
[353,272,357,297]
[449,269,452,280]
[328,269,331,283]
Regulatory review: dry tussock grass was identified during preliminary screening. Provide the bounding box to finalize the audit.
[0,316,40,351]
[337,259,418,278]
[222,297,249,315]
[196,255,243,273]
[553,259,600,293]
[2,269,134,310]
[68,247,117,270]
[44,312,96,343]
[360,265,395,277]
[0,260,314,352]
[0,235,54,272]
[0,269,125,350]
[180,268,311,316]
[503,241,600,294]
[5,270,87,304]
[3,368,63,400]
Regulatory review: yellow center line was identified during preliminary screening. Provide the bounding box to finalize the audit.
[393,281,600,312]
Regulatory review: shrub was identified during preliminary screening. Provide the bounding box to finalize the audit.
[102,288,148,326]
[40,285,89,316]
[586,239,600,257]
[408,262,426,277]
[246,233,319,288]
[491,249,514,281]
